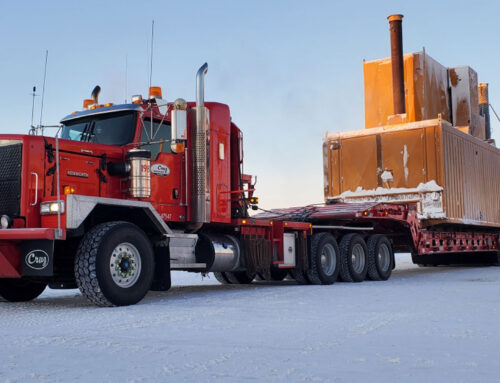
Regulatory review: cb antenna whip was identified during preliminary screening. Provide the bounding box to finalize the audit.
[30,86,37,131]
[39,50,48,134]
[149,20,154,89]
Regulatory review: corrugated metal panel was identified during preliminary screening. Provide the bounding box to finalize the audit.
[441,124,500,225]
[324,119,500,227]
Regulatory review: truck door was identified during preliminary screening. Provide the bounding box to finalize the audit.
[140,119,186,222]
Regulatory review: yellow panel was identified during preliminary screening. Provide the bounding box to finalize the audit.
[381,128,427,187]
[339,135,378,192]
[363,51,450,129]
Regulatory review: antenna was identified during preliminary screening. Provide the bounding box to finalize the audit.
[30,86,37,129]
[149,20,154,89]
[125,54,128,104]
[39,50,48,135]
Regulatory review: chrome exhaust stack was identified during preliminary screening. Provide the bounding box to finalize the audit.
[191,63,210,225]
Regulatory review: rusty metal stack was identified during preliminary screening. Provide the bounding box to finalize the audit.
[324,14,500,228]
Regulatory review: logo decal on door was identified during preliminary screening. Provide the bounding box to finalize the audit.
[151,163,170,177]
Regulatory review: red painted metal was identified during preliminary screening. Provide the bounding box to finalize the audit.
[0,243,21,278]
[418,230,498,255]
[0,228,63,240]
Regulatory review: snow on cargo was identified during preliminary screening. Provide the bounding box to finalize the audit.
[329,181,445,219]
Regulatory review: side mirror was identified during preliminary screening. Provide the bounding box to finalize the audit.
[171,98,187,153]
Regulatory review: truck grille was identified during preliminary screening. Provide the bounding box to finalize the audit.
[0,143,22,217]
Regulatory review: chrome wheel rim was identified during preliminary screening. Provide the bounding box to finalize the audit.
[351,243,366,273]
[378,243,391,272]
[109,242,142,288]
[320,243,337,276]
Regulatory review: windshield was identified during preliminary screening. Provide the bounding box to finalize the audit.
[61,111,136,145]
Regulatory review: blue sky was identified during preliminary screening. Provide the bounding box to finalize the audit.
[1,0,498,208]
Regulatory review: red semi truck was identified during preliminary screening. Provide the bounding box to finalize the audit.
[0,15,499,306]
[0,62,497,307]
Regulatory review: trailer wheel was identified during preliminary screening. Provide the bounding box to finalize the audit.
[339,233,368,282]
[224,271,255,284]
[290,268,309,284]
[74,221,155,307]
[213,272,231,284]
[366,235,393,280]
[0,279,47,302]
[306,233,340,285]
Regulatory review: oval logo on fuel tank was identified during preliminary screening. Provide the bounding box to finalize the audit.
[151,163,170,177]
[25,250,50,270]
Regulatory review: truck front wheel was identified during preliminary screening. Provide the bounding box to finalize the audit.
[339,233,368,282]
[74,222,155,307]
[0,279,46,302]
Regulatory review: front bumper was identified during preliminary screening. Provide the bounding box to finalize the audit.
[0,228,64,278]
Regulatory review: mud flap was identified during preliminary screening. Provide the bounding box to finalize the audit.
[21,240,54,277]
[150,244,171,291]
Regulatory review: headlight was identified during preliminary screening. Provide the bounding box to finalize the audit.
[40,201,65,215]
[0,215,12,229]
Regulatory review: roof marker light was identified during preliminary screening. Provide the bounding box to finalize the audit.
[149,86,162,99]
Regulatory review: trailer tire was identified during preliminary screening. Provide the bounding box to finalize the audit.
[213,272,231,284]
[75,221,155,307]
[306,233,340,285]
[290,268,309,284]
[224,271,255,284]
[339,233,368,282]
[0,279,47,302]
[366,235,393,281]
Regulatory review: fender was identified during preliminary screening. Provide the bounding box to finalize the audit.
[65,194,172,235]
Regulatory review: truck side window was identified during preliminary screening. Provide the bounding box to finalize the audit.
[141,120,173,160]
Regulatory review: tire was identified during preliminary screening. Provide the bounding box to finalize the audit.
[366,235,393,281]
[306,233,340,285]
[339,233,368,282]
[224,271,255,284]
[74,222,155,307]
[290,268,309,284]
[213,272,231,284]
[0,279,47,302]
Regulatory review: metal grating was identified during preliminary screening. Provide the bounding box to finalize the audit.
[0,143,22,217]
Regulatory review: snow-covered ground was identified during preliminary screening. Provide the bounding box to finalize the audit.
[1,253,499,382]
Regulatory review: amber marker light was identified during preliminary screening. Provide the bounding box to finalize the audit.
[363,211,369,216]
[64,186,76,195]
[242,220,247,224]
[175,143,185,153]
[83,99,94,109]
[149,86,162,99]
[104,103,114,107]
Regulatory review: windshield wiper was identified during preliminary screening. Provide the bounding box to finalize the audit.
[80,122,90,142]
[80,121,95,142]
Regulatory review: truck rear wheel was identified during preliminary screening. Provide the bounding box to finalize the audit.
[290,268,309,284]
[366,235,393,280]
[307,233,340,285]
[339,233,368,282]
[213,272,231,284]
[74,222,155,307]
[224,271,256,284]
[0,279,47,302]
